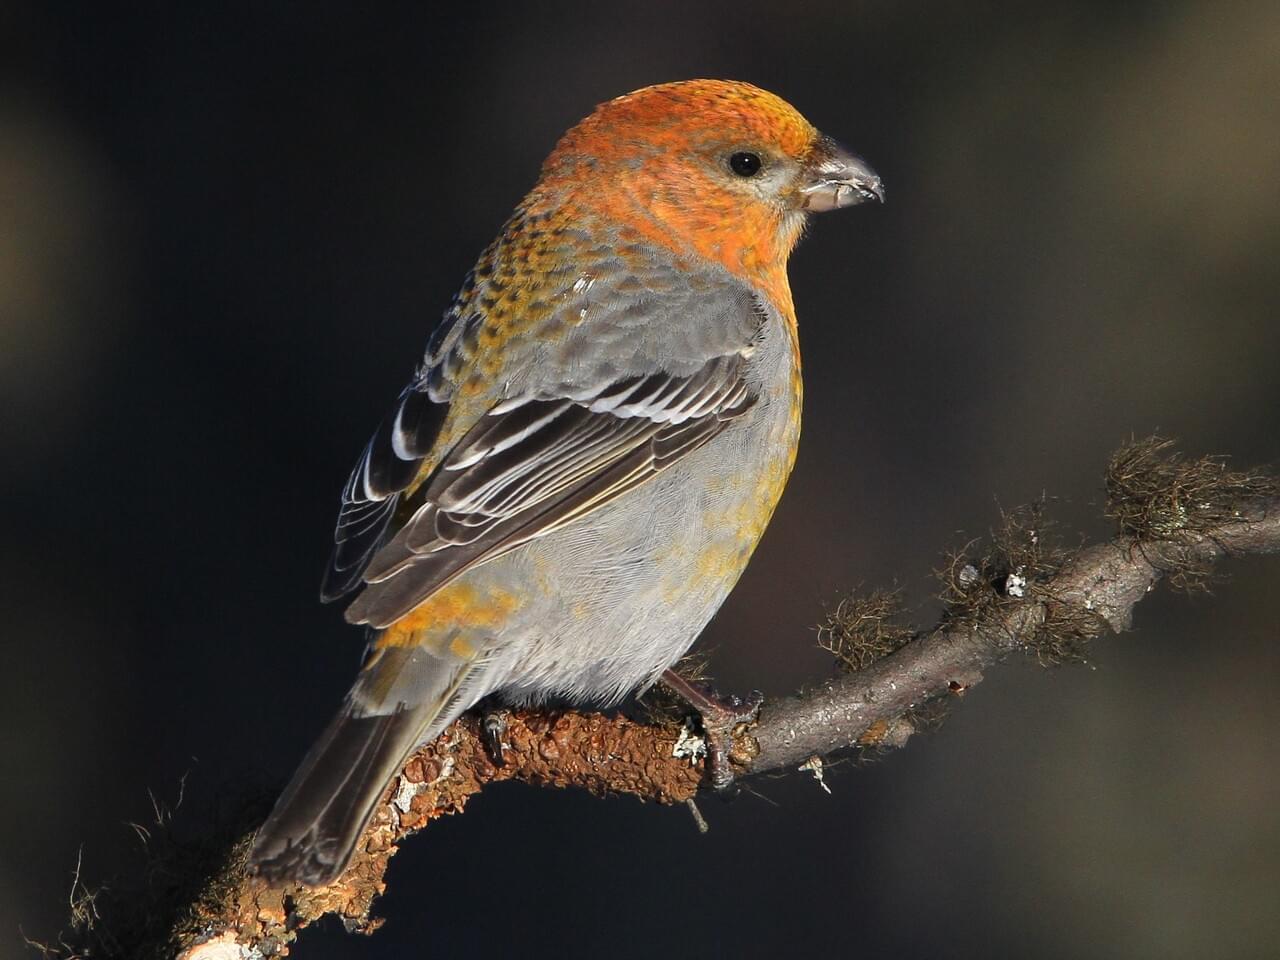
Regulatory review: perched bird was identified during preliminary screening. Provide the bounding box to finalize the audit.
[250,79,882,885]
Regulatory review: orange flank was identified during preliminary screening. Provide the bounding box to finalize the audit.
[375,580,522,652]
[695,540,751,584]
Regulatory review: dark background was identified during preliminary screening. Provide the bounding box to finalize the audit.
[3,2,1278,957]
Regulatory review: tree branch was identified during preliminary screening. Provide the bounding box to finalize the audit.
[756,501,1280,769]
[39,441,1279,959]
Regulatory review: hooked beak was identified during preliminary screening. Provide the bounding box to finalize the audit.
[799,136,884,211]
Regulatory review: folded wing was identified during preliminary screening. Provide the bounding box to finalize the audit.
[344,352,758,629]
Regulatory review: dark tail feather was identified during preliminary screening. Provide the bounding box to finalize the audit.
[248,703,429,886]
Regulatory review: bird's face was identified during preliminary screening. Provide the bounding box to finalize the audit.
[680,126,883,217]
[538,80,882,288]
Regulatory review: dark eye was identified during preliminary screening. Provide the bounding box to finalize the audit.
[728,151,762,177]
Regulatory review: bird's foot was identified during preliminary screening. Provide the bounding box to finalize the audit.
[478,706,509,767]
[660,668,763,793]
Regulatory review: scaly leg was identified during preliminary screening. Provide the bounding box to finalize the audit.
[661,669,762,792]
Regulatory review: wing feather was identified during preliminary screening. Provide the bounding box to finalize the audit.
[319,384,449,602]
[344,351,758,628]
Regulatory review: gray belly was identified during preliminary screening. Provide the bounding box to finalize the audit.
[488,320,800,705]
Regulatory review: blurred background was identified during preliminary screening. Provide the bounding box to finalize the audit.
[2,1,1278,957]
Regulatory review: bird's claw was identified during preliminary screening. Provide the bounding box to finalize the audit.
[660,669,762,794]
[698,690,763,794]
[479,708,509,767]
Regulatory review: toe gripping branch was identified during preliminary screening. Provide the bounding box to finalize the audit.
[660,669,763,792]
[479,705,510,767]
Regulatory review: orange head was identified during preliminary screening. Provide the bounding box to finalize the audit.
[532,80,882,306]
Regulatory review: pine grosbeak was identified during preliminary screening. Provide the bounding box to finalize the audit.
[251,79,882,884]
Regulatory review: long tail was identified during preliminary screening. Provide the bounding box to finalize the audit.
[249,644,481,886]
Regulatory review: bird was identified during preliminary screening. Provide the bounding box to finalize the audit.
[249,79,882,886]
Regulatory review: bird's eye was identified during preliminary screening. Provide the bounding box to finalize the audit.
[728,152,762,177]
